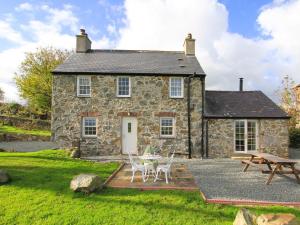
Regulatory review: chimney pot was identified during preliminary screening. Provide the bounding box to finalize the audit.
[183,33,195,56]
[80,28,86,35]
[239,77,244,91]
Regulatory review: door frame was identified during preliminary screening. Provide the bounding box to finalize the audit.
[121,116,138,155]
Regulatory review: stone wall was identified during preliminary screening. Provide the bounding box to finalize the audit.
[0,133,50,142]
[0,116,50,130]
[259,119,289,157]
[207,118,289,158]
[52,75,203,157]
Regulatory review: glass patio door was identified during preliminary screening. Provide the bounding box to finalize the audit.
[235,120,257,152]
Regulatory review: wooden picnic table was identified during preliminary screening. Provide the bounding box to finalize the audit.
[242,152,300,185]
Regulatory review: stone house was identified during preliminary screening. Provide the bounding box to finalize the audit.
[52,29,290,158]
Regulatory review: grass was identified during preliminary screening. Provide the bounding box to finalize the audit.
[0,150,299,225]
[0,125,51,136]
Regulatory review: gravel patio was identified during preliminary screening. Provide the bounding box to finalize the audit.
[188,158,300,205]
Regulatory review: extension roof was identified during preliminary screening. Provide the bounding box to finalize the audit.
[205,91,289,119]
[52,49,205,76]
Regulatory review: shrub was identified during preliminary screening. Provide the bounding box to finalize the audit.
[289,128,300,148]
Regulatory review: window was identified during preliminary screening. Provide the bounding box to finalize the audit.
[82,117,97,137]
[234,120,258,152]
[117,77,131,97]
[169,77,183,98]
[160,117,175,137]
[77,76,91,97]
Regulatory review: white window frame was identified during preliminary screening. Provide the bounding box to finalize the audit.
[77,76,91,97]
[234,120,258,153]
[82,117,97,137]
[160,117,176,138]
[117,76,131,97]
[169,77,184,98]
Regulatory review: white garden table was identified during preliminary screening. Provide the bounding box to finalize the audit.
[138,155,162,181]
[139,155,162,160]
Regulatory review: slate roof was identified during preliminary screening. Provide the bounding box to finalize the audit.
[205,91,289,119]
[52,49,205,75]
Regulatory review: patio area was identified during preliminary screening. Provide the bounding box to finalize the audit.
[188,158,300,206]
[106,163,199,191]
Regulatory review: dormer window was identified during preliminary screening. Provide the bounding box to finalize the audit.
[117,76,131,97]
[169,77,183,98]
[77,76,91,97]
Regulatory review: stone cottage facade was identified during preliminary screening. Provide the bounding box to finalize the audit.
[52,29,290,158]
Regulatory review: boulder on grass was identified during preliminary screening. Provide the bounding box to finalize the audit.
[70,174,103,194]
[0,170,10,184]
[257,213,298,225]
[70,148,80,158]
[233,208,256,225]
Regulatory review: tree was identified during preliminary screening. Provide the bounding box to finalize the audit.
[15,47,71,118]
[276,75,298,128]
[0,87,4,102]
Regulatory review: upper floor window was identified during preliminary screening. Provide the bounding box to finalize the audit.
[77,76,91,97]
[169,77,183,98]
[160,117,175,137]
[82,117,97,137]
[117,76,131,97]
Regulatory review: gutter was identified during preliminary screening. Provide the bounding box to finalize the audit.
[187,74,193,159]
[201,76,205,158]
[51,71,206,77]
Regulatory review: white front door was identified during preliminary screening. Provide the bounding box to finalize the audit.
[122,117,138,154]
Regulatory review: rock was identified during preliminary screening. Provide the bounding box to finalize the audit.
[233,208,256,225]
[0,170,11,184]
[257,213,298,225]
[70,148,80,158]
[70,174,103,193]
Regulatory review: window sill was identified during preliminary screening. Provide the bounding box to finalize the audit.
[159,136,176,139]
[77,95,91,98]
[116,95,131,98]
[82,136,97,139]
[169,96,184,99]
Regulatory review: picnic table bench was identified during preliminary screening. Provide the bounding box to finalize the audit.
[242,152,300,185]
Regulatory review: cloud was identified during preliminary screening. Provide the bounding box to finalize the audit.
[15,2,33,11]
[117,0,300,101]
[0,21,26,44]
[0,4,80,102]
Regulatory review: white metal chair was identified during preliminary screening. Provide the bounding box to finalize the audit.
[128,153,146,183]
[154,152,175,184]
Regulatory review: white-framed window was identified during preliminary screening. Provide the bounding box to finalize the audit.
[117,76,131,97]
[169,77,184,98]
[82,117,97,137]
[77,76,91,97]
[160,117,175,137]
[234,120,258,152]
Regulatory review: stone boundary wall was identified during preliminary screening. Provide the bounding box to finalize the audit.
[0,133,50,142]
[0,115,50,130]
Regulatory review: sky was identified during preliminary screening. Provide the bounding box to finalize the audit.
[0,0,299,103]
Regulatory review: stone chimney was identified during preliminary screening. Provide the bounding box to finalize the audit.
[183,33,195,56]
[76,28,92,53]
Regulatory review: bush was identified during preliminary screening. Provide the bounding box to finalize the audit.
[289,128,300,148]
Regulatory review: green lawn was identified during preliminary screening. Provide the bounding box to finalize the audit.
[0,150,299,225]
[0,125,51,136]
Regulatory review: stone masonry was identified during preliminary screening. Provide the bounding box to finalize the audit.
[52,75,203,157]
[207,119,289,158]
